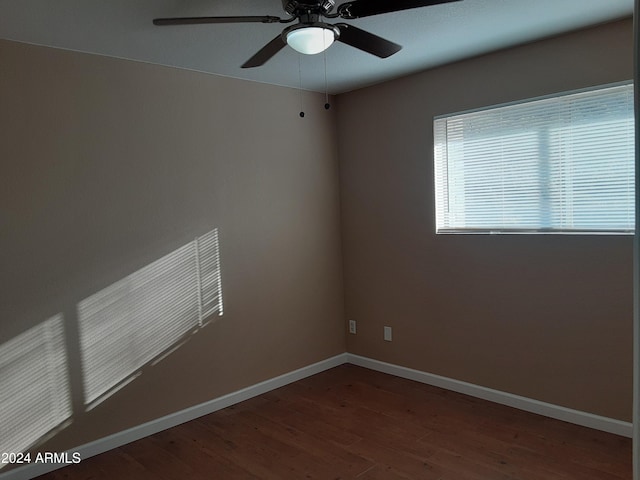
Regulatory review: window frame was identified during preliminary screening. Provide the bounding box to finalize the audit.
[433,81,635,236]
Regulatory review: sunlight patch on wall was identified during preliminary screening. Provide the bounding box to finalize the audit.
[196,229,224,318]
[78,229,223,408]
[0,314,72,457]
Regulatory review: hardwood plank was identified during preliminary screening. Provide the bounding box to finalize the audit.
[233,409,373,475]
[83,450,156,480]
[199,408,372,477]
[149,429,259,479]
[355,463,414,479]
[346,437,443,479]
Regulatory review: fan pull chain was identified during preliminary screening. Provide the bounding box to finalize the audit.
[298,54,305,118]
[323,40,330,110]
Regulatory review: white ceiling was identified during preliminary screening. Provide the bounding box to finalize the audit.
[0,0,633,94]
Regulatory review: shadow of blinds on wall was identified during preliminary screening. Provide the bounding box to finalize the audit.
[196,229,224,319]
[0,314,72,457]
[78,229,223,407]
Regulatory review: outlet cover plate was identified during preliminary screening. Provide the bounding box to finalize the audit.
[349,320,357,334]
[384,326,392,341]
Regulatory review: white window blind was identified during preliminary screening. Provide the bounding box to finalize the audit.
[434,83,635,234]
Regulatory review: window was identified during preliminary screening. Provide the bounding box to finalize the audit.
[434,83,635,234]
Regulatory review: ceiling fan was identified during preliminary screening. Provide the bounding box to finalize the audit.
[153,0,461,68]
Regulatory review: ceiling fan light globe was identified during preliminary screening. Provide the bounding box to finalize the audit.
[286,27,335,55]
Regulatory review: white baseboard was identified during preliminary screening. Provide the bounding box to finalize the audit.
[346,353,633,438]
[3,351,631,480]
[0,353,349,480]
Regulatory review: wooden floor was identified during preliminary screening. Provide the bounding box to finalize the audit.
[38,364,631,480]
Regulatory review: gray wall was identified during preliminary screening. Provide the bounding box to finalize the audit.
[337,19,634,421]
[0,39,345,452]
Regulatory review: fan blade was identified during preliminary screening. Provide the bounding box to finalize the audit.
[153,15,282,26]
[241,35,287,68]
[337,0,461,19]
[336,24,401,58]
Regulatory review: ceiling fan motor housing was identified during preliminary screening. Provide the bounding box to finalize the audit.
[282,0,336,16]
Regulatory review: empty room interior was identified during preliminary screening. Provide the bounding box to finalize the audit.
[0,0,637,478]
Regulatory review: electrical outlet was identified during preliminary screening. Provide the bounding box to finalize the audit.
[348,319,357,334]
[384,326,392,342]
